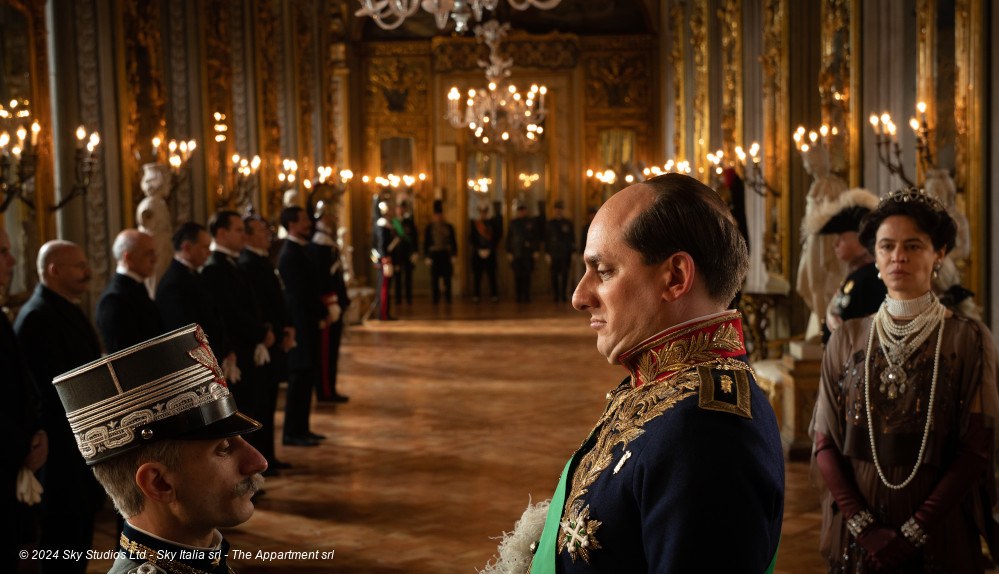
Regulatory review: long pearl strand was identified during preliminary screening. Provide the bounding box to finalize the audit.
[863,306,946,490]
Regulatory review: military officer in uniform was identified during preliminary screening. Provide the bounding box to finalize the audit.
[423,199,458,304]
[493,174,783,573]
[96,229,164,353]
[309,202,351,402]
[544,200,574,302]
[390,199,418,306]
[470,202,502,303]
[371,195,397,320]
[816,189,885,344]
[52,324,266,574]
[506,202,541,303]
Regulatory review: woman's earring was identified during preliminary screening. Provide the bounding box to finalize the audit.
[875,262,882,280]
[932,264,940,279]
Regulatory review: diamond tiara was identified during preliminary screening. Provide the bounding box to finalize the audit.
[878,187,946,214]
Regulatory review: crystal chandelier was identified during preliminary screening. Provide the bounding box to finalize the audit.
[356,0,562,33]
[445,20,547,150]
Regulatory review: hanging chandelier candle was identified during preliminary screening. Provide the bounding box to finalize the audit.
[356,0,562,33]
[446,19,547,150]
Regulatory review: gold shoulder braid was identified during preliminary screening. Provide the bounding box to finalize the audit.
[556,358,753,564]
[119,532,235,574]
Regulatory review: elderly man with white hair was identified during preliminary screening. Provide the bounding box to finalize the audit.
[14,239,104,574]
[96,229,165,353]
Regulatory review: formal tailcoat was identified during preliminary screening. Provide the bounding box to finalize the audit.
[277,238,327,371]
[238,248,290,336]
[545,216,575,259]
[108,522,233,574]
[1,311,41,564]
[13,284,106,556]
[155,258,226,351]
[544,312,784,573]
[96,273,165,353]
[201,251,267,362]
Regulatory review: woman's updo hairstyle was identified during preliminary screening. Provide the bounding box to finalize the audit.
[858,187,957,255]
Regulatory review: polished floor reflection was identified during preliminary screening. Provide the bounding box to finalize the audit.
[83,299,826,573]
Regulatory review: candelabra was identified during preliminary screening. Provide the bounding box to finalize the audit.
[50,126,101,212]
[733,143,776,197]
[908,102,934,175]
[0,100,41,212]
[445,20,547,151]
[868,113,915,187]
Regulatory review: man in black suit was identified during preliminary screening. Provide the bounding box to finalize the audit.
[155,222,224,346]
[96,229,164,352]
[202,211,275,455]
[240,214,295,470]
[278,206,329,446]
[309,202,350,402]
[423,199,458,304]
[0,228,47,573]
[14,240,103,574]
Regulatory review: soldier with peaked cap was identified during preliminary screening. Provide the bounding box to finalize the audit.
[812,188,886,344]
[423,199,458,304]
[506,202,541,303]
[309,201,351,402]
[544,199,574,303]
[53,324,267,574]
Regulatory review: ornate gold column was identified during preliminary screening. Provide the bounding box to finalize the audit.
[761,0,789,280]
[690,0,710,183]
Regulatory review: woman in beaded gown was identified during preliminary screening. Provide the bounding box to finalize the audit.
[811,187,999,573]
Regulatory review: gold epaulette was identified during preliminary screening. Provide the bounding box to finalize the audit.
[696,365,753,419]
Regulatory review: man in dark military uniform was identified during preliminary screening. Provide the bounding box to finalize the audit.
[309,202,351,402]
[544,200,574,302]
[372,195,397,319]
[96,229,164,353]
[490,174,783,573]
[14,240,104,574]
[423,199,458,304]
[506,203,541,303]
[155,222,224,344]
[52,325,266,574]
[470,202,502,303]
[816,189,885,344]
[390,199,418,305]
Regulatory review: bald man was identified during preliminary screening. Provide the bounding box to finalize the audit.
[14,240,104,574]
[96,229,165,353]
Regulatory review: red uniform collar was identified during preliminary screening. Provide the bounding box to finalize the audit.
[618,311,747,387]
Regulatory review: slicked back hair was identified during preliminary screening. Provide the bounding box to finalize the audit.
[171,222,206,252]
[625,173,748,304]
[208,210,240,237]
[280,206,305,231]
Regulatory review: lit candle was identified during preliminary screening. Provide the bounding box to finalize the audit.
[869,115,880,135]
[76,126,86,149]
[916,101,927,123]
[0,131,9,153]
[909,117,920,132]
[30,122,40,146]
[16,126,26,148]
[152,137,161,161]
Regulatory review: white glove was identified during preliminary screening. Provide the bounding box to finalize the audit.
[410,253,419,264]
[477,249,491,259]
[253,343,271,366]
[16,467,43,505]
[223,355,242,384]
[328,304,342,324]
[544,254,552,264]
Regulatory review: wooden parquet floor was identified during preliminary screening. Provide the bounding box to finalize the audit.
[81,299,827,573]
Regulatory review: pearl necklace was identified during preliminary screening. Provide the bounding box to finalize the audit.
[863,304,946,490]
[883,290,936,317]
[873,293,946,399]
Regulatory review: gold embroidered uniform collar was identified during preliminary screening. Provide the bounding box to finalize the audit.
[617,311,747,387]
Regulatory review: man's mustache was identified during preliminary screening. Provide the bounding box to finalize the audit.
[234,473,265,497]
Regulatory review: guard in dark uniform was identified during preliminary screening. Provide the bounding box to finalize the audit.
[816,190,885,344]
[51,325,266,574]
[423,199,458,304]
[309,202,351,402]
[390,199,418,305]
[470,202,502,303]
[506,203,541,303]
[372,194,397,320]
[544,200,574,302]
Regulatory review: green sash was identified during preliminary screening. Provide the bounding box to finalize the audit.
[764,535,780,574]
[529,457,573,574]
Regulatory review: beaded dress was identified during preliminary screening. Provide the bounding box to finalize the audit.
[812,312,999,572]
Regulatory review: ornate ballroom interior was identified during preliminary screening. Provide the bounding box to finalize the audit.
[3,0,999,572]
